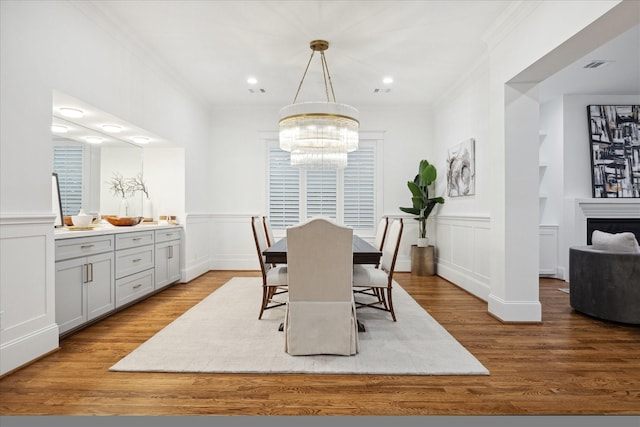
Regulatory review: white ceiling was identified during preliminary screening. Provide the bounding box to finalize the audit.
[58,0,637,138]
[91,0,517,107]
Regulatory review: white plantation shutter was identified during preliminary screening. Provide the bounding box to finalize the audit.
[268,146,300,228]
[53,144,84,216]
[344,144,375,229]
[306,168,337,220]
[267,138,379,232]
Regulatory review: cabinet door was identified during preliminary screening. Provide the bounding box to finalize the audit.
[55,258,87,334]
[155,241,181,290]
[86,252,115,320]
[167,242,181,285]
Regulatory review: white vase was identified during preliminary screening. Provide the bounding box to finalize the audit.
[417,237,429,247]
[119,198,129,217]
[143,198,153,220]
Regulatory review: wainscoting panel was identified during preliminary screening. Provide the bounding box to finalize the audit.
[183,214,212,282]
[208,213,260,271]
[0,215,59,376]
[435,215,491,301]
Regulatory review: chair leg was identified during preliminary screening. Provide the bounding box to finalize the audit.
[258,286,269,319]
[386,287,396,321]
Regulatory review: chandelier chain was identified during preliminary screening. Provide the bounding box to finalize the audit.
[292,50,337,104]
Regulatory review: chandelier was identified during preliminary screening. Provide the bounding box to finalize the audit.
[279,40,359,169]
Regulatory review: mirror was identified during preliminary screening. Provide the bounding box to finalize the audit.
[52,91,149,218]
[52,90,184,223]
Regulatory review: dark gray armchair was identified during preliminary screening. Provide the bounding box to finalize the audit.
[569,246,640,325]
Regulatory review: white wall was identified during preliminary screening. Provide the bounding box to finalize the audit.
[0,1,209,375]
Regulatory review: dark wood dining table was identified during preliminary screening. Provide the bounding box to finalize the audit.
[263,235,382,265]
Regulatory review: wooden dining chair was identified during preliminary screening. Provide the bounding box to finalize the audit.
[355,216,389,305]
[262,216,277,248]
[284,217,359,356]
[352,218,403,321]
[251,216,288,319]
[374,216,389,252]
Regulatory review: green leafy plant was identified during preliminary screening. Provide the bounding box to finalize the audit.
[399,159,445,241]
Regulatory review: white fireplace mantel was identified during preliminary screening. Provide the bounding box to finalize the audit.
[575,198,640,246]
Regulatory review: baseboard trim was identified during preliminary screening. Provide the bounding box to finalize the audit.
[0,323,59,376]
[488,293,542,322]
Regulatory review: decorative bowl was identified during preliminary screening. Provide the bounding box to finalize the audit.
[71,215,93,227]
[105,216,144,227]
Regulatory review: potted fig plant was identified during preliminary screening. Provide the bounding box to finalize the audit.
[400,159,445,246]
[400,159,444,276]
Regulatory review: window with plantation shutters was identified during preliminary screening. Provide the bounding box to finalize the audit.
[53,143,84,216]
[268,146,300,228]
[306,168,337,220]
[344,144,375,230]
[267,138,380,233]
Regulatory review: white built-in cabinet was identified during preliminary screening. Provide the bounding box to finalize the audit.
[55,235,116,334]
[55,227,182,335]
[155,229,181,290]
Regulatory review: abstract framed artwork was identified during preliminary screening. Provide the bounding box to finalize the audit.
[587,105,640,198]
[446,138,475,197]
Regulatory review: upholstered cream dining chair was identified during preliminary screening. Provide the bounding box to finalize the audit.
[251,216,288,319]
[352,218,403,321]
[284,217,359,356]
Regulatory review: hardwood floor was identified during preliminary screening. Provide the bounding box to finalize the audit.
[1,271,638,416]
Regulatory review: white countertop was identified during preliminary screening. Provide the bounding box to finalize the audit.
[54,222,182,240]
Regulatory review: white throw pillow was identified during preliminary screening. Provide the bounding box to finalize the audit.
[591,230,640,253]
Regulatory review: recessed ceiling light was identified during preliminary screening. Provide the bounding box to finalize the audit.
[101,124,122,133]
[383,77,394,84]
[247,77,258,85]
[51,124,68,133]
[131,136,149,144]
[85,136,103,144]
[60,107,84,118]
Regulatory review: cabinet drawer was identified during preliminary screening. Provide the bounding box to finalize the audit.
[116,269,154,308]
[55,235,114,261]
[155,229,181,243]
[115,245,154,279]
[115,231,154,250]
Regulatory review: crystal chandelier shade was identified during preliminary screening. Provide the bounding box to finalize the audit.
[278,40,359,169]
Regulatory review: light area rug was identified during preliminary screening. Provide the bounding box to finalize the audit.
[110,277,489,375]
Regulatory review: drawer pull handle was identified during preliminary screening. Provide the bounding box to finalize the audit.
[132,258,142,262]
[133,284,142,289]
[132,238,142,241]
[80,244,95,249]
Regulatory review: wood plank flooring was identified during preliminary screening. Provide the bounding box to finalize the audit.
[1,271,638,416]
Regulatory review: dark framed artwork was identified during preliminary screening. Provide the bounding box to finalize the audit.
[587,105,640,198]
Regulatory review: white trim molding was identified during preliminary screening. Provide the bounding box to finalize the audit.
[575,198,640,246]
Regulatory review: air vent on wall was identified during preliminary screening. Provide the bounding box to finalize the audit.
[583,60,613,69]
